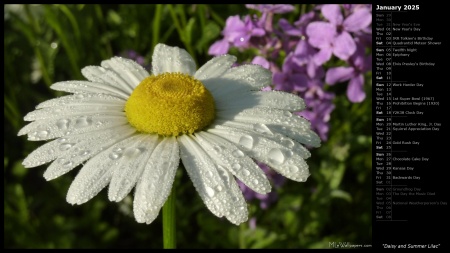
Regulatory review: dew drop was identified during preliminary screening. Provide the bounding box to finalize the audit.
[56,119,70,130]
[286,164,299,173]
[213,145,223,153]
[232,163,241,170]
[232,149,244,158]
[62,160,73,167]
[75,116,93,128]
[283,111,292,117]
[37,130,49,138]
[282,138,295,148]
[253,123,273,135]
[253,179,259,185]
[239,135,254,149]
[124,147,143,158]
[59,143,74,151]
[113,147,123,152]
[75,94,85,99]
[109,152,122,160]
[47,149,55,154]
[79,150,90,156]
[205,186,215,197]
[268,148,285,165]
[242,169,250,176]
[215,185,223,192]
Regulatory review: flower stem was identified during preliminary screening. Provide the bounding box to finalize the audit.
[163,184,176,249]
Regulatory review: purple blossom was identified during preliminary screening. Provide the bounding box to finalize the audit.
[298,86,335,141]
[325,42,371,102]
[208,15,265,56]
[273,53,309,92]
[306,4,372,64]
[245,4,295,14]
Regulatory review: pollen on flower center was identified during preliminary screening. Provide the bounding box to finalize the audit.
[125,72,216,136]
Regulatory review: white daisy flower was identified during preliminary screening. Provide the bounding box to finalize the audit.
[18,44,321,225]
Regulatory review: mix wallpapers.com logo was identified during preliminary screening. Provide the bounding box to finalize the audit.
[329,242,372,248]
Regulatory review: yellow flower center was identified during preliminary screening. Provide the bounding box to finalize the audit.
[125,72,216,136]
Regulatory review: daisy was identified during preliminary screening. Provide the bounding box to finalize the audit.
[18,44,320,225]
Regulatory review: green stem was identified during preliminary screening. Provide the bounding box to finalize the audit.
[152,4,163,51]
[163,184,176,249]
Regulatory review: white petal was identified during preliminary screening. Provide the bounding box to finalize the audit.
[24,104,124,121]
[22,124,134,168]
[152,44,196,75]
[134,137,180,224]
[213,121,311,159]
[81,66,135,94]
[43,125,136,181]
[36,94,125,109]
[194,55,237,80]
[66,134,144,205]
[208,125,311,182]
[202,64,272,97]
[108,135,159,202]
[215,90,306,112]
[101,57,150,89]
[18,114,128,141]
[216,107,320,147]
[51,81,129,100]
[195,131,271,194]
[178,135,248,225]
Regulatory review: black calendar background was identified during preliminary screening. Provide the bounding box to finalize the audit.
[372,2,448,249]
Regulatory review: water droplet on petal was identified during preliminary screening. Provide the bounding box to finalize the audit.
[75,116,92,128]
[268,148,285,165]
[37,130,49,138]
[205,186,215,197]
[59,143,74,151]
[284,111,292,117]
[213,145,222,153]
[282,138,295,148]
[232,163,241,170]
[253,123,273,135]
[232,149,244,158]
[239,135,254,149]
[79,150,90,156]
[253,179,259,185]
[215,185,223,192]
[56,119,70,130]
[62,160,73,167]
[286,164,299,173]
[109,152,122,160]
[242,169,250,176]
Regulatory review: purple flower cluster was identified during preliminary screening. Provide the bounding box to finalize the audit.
[209,4,372,141]
[209,4,372,209]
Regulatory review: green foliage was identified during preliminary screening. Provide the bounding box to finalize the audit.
[4,4,372,248]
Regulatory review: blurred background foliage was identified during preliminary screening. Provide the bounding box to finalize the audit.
[4,4,372,249]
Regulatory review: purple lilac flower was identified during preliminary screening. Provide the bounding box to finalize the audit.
[208,15,265,56]
[298,85,335,141]
[245,4,295,14]
[325,41,371,102]
[246,4,295,33]
[306,4,372,65]
[273,53,309,92]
